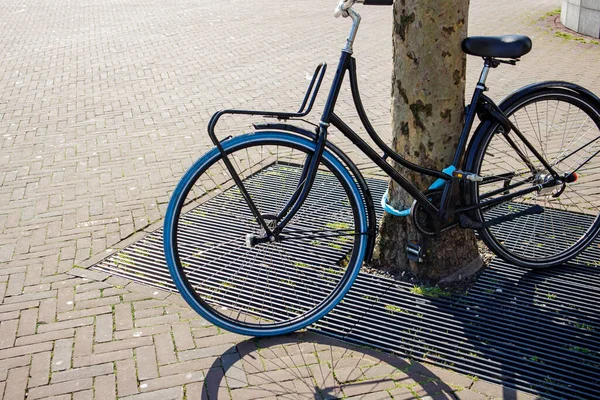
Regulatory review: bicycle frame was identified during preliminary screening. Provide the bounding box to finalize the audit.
[206,23,561,239]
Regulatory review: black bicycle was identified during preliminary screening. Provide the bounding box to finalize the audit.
[163,0,600,336]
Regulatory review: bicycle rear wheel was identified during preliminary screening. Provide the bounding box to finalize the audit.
[164,132,368,336]
[470,87,600,268]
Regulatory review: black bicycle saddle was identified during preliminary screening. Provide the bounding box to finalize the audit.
[462,35,532,59]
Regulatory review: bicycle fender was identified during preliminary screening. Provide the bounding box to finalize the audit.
[253,122,378,262]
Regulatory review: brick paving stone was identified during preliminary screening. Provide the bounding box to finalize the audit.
[4,366,29,400]
[29,351,52,387]
[125,283,170,301]
[172,322,195,351]
[178,343,236,362]
[74,290,101,302]
[75,282,111,294]
[0,243,16,263]
[73,325,94,357]
[37,317,93,334]
[132,300,169,311]
[135,346,159,380]
[51,363,114,383]
[3,291,57,305]
[116,358,139,397]
[23,283,51,294]
[94,374,117,400]
[135,314,179,328]
[73,349,133,368]
[388,386,417,400]
[231,381,296,400]
[183,382,205,400]
[0,319,19,349]
[246,366,312,386]
[94,313,113,343]
[73,389,94,400]
[453,388,488,400]
[94,336,153,354]
[114,325,171,340]
[134,308,164,320]
[139,370,204,392]
[264,354,319,371]
[27,378,93,400]
[0,300,39,314]
[0,342,52,360]
[52,338,73,372]
[192,326,220,339]
[153,333,178,365]
[56,287,75,313]
[71,297,119,312]
[6,272,25,296]
[158,357,219,377]
[52,279,89,291]
[341,378,397,398]
[15,328,75,346]
[114,303,134,331]
[194,333,245,349]
[362,363,408,380]
[17,307,38,337]
[37,297,57,324]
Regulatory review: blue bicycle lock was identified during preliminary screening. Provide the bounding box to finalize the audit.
[381,165,456,216]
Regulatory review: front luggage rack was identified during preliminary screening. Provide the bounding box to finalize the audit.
[207,63,327,146]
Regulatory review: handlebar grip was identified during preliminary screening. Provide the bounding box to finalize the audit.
[363,0,393,5]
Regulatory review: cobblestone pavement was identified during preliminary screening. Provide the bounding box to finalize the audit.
[1,0,599,399]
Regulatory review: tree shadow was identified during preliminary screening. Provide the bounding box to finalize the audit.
[201,331,463,399]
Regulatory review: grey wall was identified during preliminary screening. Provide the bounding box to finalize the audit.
[561,0,600,38]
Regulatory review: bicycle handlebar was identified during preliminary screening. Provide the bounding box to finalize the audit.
[363,0,393,5]
[334,0,392,19]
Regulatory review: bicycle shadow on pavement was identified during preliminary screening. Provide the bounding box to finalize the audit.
[201,331,467,400]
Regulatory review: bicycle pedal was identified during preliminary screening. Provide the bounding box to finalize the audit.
[406,242,424,263]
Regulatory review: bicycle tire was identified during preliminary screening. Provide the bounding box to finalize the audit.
[468,87,600,268]
[164,132,368,336]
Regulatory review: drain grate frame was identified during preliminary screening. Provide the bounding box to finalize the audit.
[93,167,600,399]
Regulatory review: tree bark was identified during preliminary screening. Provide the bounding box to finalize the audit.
[374,0,481,283]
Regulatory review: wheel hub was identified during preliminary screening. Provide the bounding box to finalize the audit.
[534,172,565,197]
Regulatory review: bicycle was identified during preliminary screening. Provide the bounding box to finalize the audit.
[163,0,600,336]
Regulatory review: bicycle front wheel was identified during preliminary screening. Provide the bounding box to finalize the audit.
[164,132,368,336]
[470,87,600,268]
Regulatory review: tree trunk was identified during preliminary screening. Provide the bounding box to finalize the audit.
[374,0,481,283]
